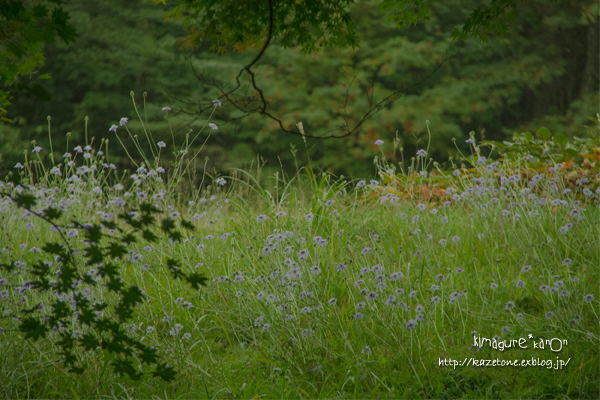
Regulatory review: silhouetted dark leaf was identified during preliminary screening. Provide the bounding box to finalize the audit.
[186,273,208,290]
[19,317,49,340]
[153,363,178,382]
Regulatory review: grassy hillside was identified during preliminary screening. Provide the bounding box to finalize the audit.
[0,116,599,399]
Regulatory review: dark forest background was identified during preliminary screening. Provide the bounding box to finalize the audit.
[1,0,597,179]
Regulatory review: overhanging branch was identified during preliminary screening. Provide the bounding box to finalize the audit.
[155,0,456,140]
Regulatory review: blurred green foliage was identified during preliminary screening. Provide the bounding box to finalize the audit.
[0,0,597,180]
[0,0,77,121]
[381,0,562,42]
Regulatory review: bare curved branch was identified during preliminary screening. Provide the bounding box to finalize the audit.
[154,0,457,140]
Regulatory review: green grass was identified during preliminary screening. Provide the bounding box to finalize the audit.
[0,119,599,399]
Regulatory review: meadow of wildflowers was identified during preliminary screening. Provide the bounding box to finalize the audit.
[0,113,599,398]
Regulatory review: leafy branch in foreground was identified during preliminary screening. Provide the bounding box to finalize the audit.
[150,0,558,140]
[155,0,453,139]
[0,187,207,382]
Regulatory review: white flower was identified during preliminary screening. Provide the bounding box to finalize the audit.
[119,117,129,126]
[109,125,118,132]
[157,141,166,148]
[162,106,171,111]
[209,123,218,130]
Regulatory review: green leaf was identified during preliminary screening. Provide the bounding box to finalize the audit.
[98,262,119,279]
[136,343,160,365]
[19,317,49,340]
[122,233,137,245]
[15,194,37,208]
[142,229,159,242]
[42,242,67,257]
[107,243,127,259]
[106,277,125,292]
[79,334,101,351]
[102,220,117,230]
[186,273,208,290]
[153,363,178,382]
[85,245,103,265]
[0,262,16,273]
[51,300,71,319]
[553,133,567,147]
[43,207,63,221]
[536,127,551,139]
[480,140,505,151]
[563,149,579,158]
[140,213,154,227]
[180,219,194,231]
[140,203,160,214]
[169,232,183,242]
[113,359,142,381]
[161,218,176,234]
[115,286,145,322]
